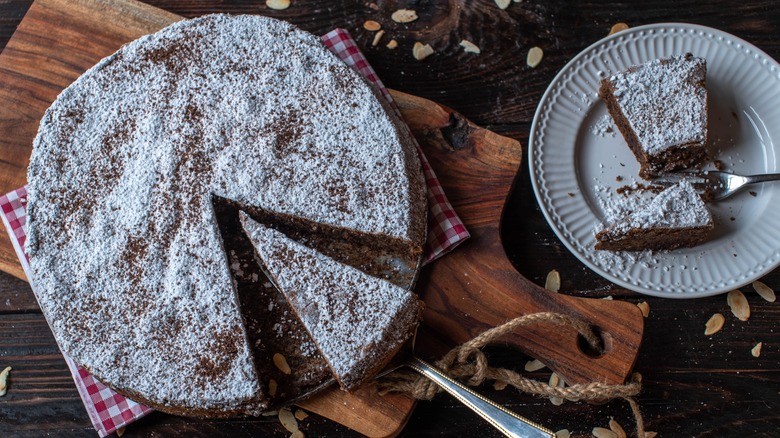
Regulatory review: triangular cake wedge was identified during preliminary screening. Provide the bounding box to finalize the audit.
[595,180,713,251]
[240,213,424,390]
[599,54,708,178]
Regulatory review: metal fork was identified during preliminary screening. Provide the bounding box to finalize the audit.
[649,171,780,201]
[380,356,555,438]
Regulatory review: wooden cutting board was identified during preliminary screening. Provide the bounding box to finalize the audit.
[0,0,644,436]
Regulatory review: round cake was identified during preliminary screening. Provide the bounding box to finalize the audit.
[26,14,426,416]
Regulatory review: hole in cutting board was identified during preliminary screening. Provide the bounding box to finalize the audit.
[576,325,610,359]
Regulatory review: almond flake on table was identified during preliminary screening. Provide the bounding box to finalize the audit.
[524,358,546,372]
[592,427,618,438]
[391,9,418,23]
[460,39,481,54]
[279,407,299,433]
[704,313,725,335]
[555,429,570,438]
[608,22,629,35]
[266,0,291,10]
[294,409,309,421]
[637,301,650,317]
[0,366,10,397]
[609,418,627,438]
[544,269,560,292]
[727,289,750,321]
[751,342,762,357]
[363,20,381,31]
[386,39,398,49]
[372,30,385,46]
[495,0,511,9]
[527,46,543,67]
[493,379,508,390]
[548,372,565,405]
[752,280,776,302]
[413,42,434,60]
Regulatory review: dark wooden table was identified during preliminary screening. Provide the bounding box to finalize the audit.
[2,1,779,437]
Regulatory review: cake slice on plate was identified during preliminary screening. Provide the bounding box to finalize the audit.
[595,180,713,251]
[599,53,708,178]
[240,212,424,390]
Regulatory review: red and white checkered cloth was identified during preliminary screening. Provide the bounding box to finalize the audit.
[0,29,468,437]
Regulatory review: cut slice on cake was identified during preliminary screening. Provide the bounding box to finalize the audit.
[240,212,424,390]
[595,180,713,251]
[599,53,708,178]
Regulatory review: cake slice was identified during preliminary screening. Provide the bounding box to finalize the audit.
[240,212,423,390]
[599,53,708,178]
[595,180,713,251]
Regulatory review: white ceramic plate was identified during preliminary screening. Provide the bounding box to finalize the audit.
[529,23,780,298]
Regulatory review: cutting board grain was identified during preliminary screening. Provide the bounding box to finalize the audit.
[0,0,643,436]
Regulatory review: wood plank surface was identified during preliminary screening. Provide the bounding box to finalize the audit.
[1,1,779,437]
[0,0,646,428]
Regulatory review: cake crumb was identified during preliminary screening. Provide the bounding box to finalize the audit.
[591,114,616,137]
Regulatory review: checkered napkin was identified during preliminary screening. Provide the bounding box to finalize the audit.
[0,29,469,437]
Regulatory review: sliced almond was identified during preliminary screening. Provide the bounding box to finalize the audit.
[602,295,613,300]
[273,353,292,374]
[548,372,564,405]
[0,366,10,397]
[752,281,776,302]
[493,379,508,390]
[391,9,418,23]
[527,46,543,68]
[637,301,650,317]
[268,379,278,397]
[294,409,309,421]
[266,0,291,11]
[460,39,481,54]
[644,432,658,438]
[116,427,126,437]
[372,30,385,47]
[524,359,546,372]
[608,22,629,36]
[727,289,750,321]
[609,418,627,438]
[386,39,398,50]
[413,42,434,61]
[751,342,762,357]
[279,407,299,433]
[555,430,570,438]
[704,313,725,335]
[494,0,511,9]
[363,20,381,31]
[544,269,560,292]
[593,427,618,438]
[291,431,305,438]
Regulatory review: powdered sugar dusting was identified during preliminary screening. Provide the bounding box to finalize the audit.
[591,114,616,137]
[608,55,707,154]
[241,214,421,389]
[25,15,425,414]
[602,180,712,235]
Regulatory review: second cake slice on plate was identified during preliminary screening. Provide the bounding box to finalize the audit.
[240,212,424,390]
[595,180,714,251]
